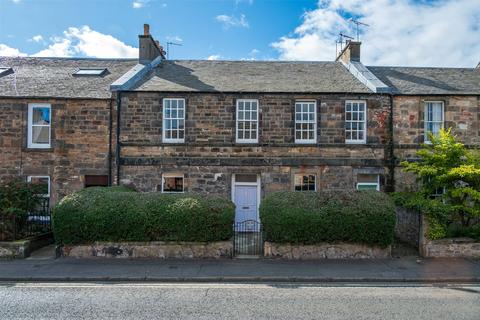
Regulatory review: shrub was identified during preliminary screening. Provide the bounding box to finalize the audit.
[260,191,396,247]
[52,187,235,245]
[0,179,45,218]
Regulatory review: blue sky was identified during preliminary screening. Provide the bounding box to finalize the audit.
[0,0,317,60]
[0,0,479,67]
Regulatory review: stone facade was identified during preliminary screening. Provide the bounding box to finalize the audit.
[0,98,115,205]
[393,95,480,191]
[118,92,392,196]
[264,241,391,259]
[60,241,233,259]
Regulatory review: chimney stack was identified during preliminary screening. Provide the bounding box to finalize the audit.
[336,40,361,64]
[139,23,165,64]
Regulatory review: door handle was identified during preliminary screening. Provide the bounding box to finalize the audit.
[242,206,250,209]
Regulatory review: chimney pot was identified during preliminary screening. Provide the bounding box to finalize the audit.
[144,24,150,36]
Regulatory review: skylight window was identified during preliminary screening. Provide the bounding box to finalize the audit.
[0,67,13,77]
[73,68,107,76]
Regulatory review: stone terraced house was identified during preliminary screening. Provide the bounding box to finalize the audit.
[0,25,479,225]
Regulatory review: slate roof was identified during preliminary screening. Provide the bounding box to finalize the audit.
[132,60,373,93]
[368,66,480,95]
[0,57,137,99]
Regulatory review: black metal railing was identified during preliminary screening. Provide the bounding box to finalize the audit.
[0,198,51,241]
[233,220,264,257]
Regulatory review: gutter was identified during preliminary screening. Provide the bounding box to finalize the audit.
[387,93,395,192]
[108,99,113,186]
[116,92,122,186]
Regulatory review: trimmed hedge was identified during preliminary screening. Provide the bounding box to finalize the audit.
[52,187,235,245]
[260,191,396,247]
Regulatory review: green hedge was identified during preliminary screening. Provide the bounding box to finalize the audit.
[260,191,396,247]
[52,187,235,245]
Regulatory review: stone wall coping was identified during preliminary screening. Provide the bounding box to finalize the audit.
[428,237,478,245]
[62,240,231,246]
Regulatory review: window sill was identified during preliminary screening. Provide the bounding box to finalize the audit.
[22,147,54,153]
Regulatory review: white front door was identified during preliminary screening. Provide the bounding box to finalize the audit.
[234,185,258,224]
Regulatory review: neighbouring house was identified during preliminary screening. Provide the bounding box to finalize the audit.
[368,66,480,191]
[0,57,136,207]
[0,24,479,227]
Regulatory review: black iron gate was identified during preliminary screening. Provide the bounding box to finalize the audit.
[233,220,264,257]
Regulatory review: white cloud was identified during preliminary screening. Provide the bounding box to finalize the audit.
[272,0,480,67]
[0,43,27,56]
[207,54,222,60]
[215,14,249,29]
[28,35,44,43]
[132,0,149,9]
[31,26,138,58]
[166,35,183,43]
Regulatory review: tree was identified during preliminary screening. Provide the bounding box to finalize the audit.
[402,129,480,227]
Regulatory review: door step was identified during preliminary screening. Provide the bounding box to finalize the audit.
[234,254,261,259]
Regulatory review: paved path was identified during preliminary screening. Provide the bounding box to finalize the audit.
[0,256,479,282]
[1,282,479,319]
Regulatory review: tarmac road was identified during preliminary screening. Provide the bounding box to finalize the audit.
[0,282,479,320]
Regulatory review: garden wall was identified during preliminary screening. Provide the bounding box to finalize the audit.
[419,216,480,258]
[0,233,53,259]
[59,241,232,259]
[264,242,391,259]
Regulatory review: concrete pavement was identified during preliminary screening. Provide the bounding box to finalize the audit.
[1,282,479,320]
[0,255,479,282]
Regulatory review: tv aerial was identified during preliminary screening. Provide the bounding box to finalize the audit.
[166,42,183,59]
[336,32,354,56]
[348,18,369,41]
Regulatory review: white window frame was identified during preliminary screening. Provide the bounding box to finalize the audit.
[345,100,367,144]
[27,176,50,198]
[295,101,317,144]
[356,174,380,191]
[236,99,259,144]
[162,98,186,143]
[27,103,51,149]
[293,174,317,192]
[424,101,444,144]
[161,173,185,193]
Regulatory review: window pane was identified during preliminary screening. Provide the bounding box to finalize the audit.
[294,174,316,191]
[163,176,183,192]
[357,184,378,190]
[235,174,257,183]
[357,174,378,183]
[32,126,49,144]
[33,107,50,125]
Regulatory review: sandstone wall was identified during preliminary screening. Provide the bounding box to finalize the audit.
[264,241,391,259]
[60,241,233,259]
[119,92,391,193]
[0,98,114,204]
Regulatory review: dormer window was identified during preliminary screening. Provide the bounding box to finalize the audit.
[0,67,13,77]
[73,68,107,76]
